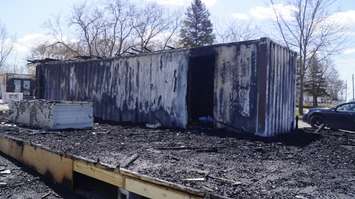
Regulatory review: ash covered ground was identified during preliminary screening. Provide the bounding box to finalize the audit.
[0,121,355,199]
[0,153,80,199]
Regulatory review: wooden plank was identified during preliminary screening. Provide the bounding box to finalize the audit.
[22,144,73,186]
[125,177,203,199]
[121,169,204,197]
[73,160,124,187]
[0,136,73,186]
[314,124,325,134]
[0,136,23,160]
[0,136,218,199]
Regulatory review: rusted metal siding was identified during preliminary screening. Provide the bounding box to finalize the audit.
[37,51,189,128]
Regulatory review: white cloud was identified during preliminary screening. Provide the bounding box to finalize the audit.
[233,5,355,29]
[328,10,355,27]
[6,32,74,72]
[148,0,184,6]
[333,55,355,101]
[202,0,216,7]
[147,0,217,7]
[232,13,249,20]
[13,33,54,54]
[231,4,297,22]
[4,33,52,73]
[250,4,297,21]
[343,48,355,55]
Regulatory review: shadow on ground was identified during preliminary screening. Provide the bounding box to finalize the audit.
[188,127,322,147]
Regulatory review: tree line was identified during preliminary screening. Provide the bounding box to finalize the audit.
[28,0,260,60]
[30,0,221,59]
[0,0,349,108]
[304,56,345,107]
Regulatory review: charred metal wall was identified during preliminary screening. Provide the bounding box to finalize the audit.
[36,38,296,136]
[213,38,296,136]
[36,51,189,128]
[213,42,258,133]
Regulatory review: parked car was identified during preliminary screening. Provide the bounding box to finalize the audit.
[302,102,355,131]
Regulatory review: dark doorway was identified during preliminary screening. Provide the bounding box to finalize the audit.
[187,53,215,126]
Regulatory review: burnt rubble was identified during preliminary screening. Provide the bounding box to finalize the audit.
[0,121,354,199]
[0,152,79,199]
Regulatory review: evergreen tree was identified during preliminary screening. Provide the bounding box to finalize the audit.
[304,56,328,107]
[180,0,215,48]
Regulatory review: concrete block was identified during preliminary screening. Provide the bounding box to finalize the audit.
[9,100,93,130]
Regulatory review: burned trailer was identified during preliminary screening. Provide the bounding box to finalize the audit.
[0,73,36,100]
[36,38,297,137]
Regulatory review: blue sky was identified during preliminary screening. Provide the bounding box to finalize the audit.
[1,0,355,100]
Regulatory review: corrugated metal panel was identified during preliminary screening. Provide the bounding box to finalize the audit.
[9,100,93,129]
[213,38,296,137]
[37,51,189,128]
[53,102,93,129]
[256,39,297,137]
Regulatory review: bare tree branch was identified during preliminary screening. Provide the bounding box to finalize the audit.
[270,0,347,114]
[31,0,182,59]
[0,23,13,68]
[215,19,260,43]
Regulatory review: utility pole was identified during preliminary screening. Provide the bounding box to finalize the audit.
[346,81,348,102]
[353,74,355,101]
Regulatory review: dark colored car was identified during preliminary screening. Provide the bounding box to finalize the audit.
[302,102,355,131]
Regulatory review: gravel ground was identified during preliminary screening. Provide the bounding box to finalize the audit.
[0,121,355,199]
[0,152,80,199]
